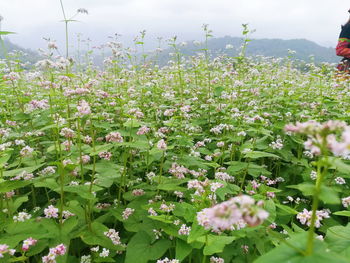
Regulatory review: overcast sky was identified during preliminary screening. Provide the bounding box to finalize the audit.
[0,0,349,51]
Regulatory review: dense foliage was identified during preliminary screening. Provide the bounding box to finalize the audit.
[1,26,350,263]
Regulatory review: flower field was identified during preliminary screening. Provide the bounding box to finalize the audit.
[1,32,350,263]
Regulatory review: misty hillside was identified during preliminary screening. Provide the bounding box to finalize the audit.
[155,36,339,65]
[0,38,40,64]
[0,37,340,66]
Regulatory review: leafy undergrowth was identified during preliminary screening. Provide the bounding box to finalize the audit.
[0,37,350,263]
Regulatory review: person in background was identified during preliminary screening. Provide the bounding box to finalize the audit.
[336,9,350,73]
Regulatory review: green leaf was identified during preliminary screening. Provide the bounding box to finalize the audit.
[61,217,79,236]
[125,231,171,263]
[0,150,13,167]
[319,185,339,204]
[3,164,44,177]
[26,239,48,256]
[80,222,124,251]
[333,211,350,217]
[148,215,174,224]
[201,235,236,255]
[122,140,150,150]
[329,158,350,175]
[188,222,207,243]
[34,178,59,191]
[157,178,187,191]
[85,161,122,188]
[275,204,298,215]
[226,161,271,177]
[123,119,141,128]
[244,151,280,159]
[288,183,339,204]
[12,195,28,211]
[214,86,224,97]
[255,232,349,263]
[0,180,32,193]
[326,223,350,253]
[287,183,314,195]
[173,202,196,222]
[265,199,276,222]
[176,239,193,261]
[88,144,114,156]
[62,185,100,200]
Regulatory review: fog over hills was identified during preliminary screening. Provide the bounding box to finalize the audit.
[155,36,339,65]
[0,36,339,66]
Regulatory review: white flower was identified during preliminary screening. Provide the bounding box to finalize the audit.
[335,177,346,185]
[99,248,109,258]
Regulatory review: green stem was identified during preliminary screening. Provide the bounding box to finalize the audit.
[76,118,84,182]
[156,151,165,195]
[306,155,328,255]
[202,235,208,263]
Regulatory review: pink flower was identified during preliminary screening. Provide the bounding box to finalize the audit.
[105,132,123,143]
[157,139,167,150]
[266,192,275,199]
[104,229,122,246]
[79,155,91,164]
[122,208,135,220]
[84,135,92,144]
[0,244,10,258]
[132,189,145,196]
[53,244,66,255]
[197,200,242,232]
[42,244,66,263]
[77,100,91,116]
[5,190,15,199]
[168,163,189,179]
[44,205,59,218]
[178,224,191,235]
[60,128,75,138]
[20,146,34,157]
[197,195,268,232]
[98,151,112,161]
[297,208,330,228]
[137,126,150,135]
[22,237,37,251]
[342,196,350,208]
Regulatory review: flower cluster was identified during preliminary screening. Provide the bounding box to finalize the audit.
[42,244,67,263]
[296,208,330,228]
[197,195,268,233]
[13,211,31,222]
[104,229,122,246]
[168,162,189,179]
[156,258,179,263]
[285,120,350,157]
[105,132,123,143]
[22,237,37,251]
[0,244,15,258]
[77,100,91,116]
[122,208,135,220]
[210,256,225,263]
[178,224,191,235]
[44,205,59,218]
